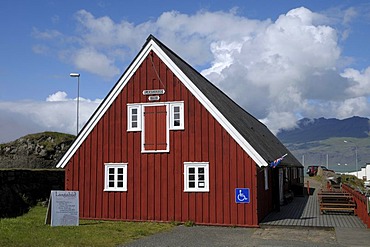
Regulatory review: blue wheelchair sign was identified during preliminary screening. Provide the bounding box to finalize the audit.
[235,188,250,203]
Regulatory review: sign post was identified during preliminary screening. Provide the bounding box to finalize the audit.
[45,191,79,226]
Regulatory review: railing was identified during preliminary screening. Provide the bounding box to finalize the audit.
[342,184,370,228]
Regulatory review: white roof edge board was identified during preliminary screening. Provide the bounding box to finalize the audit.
[56,42,154,168]
[56,39,267,168]
[151,42,267,167]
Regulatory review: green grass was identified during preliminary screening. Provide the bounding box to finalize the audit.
[341,174,365,190]
[0,206,173,247]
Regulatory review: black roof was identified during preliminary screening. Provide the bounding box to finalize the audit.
[147,35,302,168]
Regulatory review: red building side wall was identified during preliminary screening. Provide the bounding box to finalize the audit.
[65,52,262,227]
[256,167,273,222]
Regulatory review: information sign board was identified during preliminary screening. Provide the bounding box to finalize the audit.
[45,191,79,226]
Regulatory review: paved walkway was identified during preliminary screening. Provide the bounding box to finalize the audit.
[260,180,366,228]
[125,178,370,246]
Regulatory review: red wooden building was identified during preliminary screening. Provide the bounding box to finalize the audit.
[56,35,303,227]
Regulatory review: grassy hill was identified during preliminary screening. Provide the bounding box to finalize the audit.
[277,116,370,172]
[285,137,370,172]
[0,132,75,169]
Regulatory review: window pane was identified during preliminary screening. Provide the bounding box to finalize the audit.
[184,163,208,192]
[132,122,137,128]
[174,113,180,119]
[106,165,127,190]
[132,109,137,114]
[174,106,180,112]
[174,120,180,126]
[132,115,137,121]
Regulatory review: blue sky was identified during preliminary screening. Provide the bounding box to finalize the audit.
[1,0,370,142]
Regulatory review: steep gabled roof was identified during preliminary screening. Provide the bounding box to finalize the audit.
[56,35,301,168]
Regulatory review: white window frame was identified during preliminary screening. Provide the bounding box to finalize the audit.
[127,105,142,131]
[104,163,128,191]
[169,102,184,130]
[184,162,209,192]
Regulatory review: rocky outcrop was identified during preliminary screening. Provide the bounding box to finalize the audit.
[0,132,75,169]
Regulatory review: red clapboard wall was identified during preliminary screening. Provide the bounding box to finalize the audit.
[64,51,263,227]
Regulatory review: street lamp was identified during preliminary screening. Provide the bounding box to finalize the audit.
[70,73,80,135]
[344,140,358,178]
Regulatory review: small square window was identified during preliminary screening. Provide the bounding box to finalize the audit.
[104,163,128,191]
[184,162,209,192]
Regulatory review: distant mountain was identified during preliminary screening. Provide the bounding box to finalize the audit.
[277,116,370,172]
[0,132,75,169]
[278,116,370,143]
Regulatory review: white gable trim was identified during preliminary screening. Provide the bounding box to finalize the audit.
[56,39,267,168]
[151,42,267,167]
[56,42,154,168]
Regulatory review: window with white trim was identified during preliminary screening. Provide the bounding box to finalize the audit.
[104,163,128,191]
[127,105,141,131]
[170,103,184,130]
[184,162,209,192]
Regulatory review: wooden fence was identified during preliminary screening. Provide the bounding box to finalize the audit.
[342,184,370,228]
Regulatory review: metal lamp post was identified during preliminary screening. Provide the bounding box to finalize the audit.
[344,140,358,178]
[70,73,80,135]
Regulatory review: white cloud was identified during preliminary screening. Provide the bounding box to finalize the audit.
[341,67,370,96]
[0,93,100,143]
[46,91,68,101]
[32,44,50,55]
[260,111,299,134]
[335,97,369,118]
[29,7,370,135]
[32,27,62,40]
[73,47,120,78]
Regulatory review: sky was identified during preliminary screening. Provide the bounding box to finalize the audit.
[1,0,370,143]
